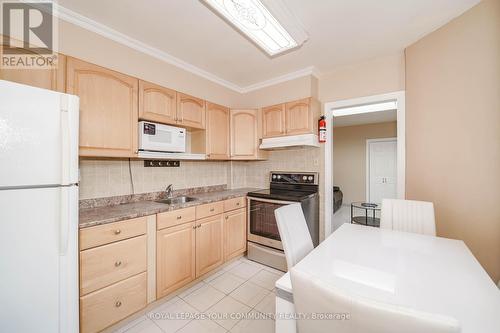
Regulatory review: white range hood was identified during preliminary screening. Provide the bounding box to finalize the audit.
[137,151,206,160]
[259,134,320,150]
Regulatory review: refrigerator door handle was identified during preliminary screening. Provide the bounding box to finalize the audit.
[59,187,70,255]
[60,97,70,185]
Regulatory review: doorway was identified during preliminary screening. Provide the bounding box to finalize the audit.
[366,138,397,203]
[323,91,406,237]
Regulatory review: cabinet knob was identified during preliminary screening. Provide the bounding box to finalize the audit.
[210,208,215,212]
[198,224,202,228]
[115,261,122,267]
[177,216,182,220]
[115,301,122,308]
[225,216,229,220]
[114,229,121,235]
[236,202,240,206]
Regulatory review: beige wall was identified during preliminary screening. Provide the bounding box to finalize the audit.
[333,122,397,204]
[239,75,316,108]
[405,0,500,282]
[319,53,405,103]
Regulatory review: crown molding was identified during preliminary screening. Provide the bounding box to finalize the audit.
[240,66,320,93]
[53,4,320,94]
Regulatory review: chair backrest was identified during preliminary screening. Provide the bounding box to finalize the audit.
[275,203,314,269]
[290,267,461,333]
[380,199,436,236]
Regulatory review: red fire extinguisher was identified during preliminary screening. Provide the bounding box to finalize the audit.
[319,116,326,143]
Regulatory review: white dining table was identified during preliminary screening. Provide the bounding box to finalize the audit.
[275,223,500,333]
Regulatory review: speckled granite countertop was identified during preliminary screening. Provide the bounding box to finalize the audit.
[79,188,258,229]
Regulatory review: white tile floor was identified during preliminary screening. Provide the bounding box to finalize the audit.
[114,257,284,333]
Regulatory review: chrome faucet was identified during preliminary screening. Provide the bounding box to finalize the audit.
[165,184,173,198]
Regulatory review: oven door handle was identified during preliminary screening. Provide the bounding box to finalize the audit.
[247,197,296,205]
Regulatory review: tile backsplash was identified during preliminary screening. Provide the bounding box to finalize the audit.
[79,159,229,199]
[79,147,320,200]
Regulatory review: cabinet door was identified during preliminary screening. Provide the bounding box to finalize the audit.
[156,222,196,298]
[206,102,230,160]
[285,98,312,135]
[0,53,66,92]
[262,104,285,138]
[230,109,258,159]
[66,57,138,157]
[195,215,223,277]
[177,93,205,129]
[138,80,177,125]
[224,208,247,261]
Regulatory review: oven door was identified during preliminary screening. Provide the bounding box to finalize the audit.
[247,197,295,250]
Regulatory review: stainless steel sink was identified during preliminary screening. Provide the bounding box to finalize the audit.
[156,196,197,205]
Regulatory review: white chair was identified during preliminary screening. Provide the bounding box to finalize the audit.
[275,203,314,269]
[290,267,461,333]
[380,199,436,236]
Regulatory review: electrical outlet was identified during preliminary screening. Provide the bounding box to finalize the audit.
[144,160,180,167]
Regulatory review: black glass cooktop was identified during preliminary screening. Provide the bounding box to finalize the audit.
[247,188,317,202]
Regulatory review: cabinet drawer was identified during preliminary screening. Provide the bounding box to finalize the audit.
[196,201,224,219]
[157,207,196,230]
[79,217,147,250]
[223,197,246,212]
[80,272,147,333]
[80,235,147,295]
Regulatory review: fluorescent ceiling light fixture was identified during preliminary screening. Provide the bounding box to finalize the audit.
[202,0,306,56]
[333,101,398,117]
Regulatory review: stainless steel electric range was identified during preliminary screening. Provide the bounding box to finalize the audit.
[246,171,319,271]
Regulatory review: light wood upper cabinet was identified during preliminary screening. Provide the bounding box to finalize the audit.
[138,80,177,125]
[285,98,313,135]
[156,222,196,298]
[66,57,138,157]
[177,93,206,129]
[0,53,66,92]
[223,208,247,261]
[206,102,230,160]
[230,109,267,160]
[261,97,319,138]
[262,104,286,138]
[195,215,224,277]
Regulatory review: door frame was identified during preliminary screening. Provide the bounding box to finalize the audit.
[366,137,397,202]
[323,91,405,237]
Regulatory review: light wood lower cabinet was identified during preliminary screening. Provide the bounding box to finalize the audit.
[79,216,147,251]
[156,222,196,298]
[80,272,147,333]
[80,235,147,296]
[195,214,224,276]
[224,208,247,261]
[66,57,139,157]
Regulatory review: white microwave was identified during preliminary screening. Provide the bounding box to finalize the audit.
[138,121,186,153]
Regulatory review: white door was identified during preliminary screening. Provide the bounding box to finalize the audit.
[368,139,397,204]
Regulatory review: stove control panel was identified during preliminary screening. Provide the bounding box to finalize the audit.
[270,172,318,185]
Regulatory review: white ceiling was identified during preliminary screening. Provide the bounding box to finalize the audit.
[333,110,397,127]
[57,0,480,91]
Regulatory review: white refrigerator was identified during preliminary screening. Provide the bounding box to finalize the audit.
[0,80,80,332]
